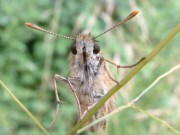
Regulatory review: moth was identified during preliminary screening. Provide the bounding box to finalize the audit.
[26,10,143,132]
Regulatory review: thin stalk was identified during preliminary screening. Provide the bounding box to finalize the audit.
[77,63,180,133]
[132,105,180,135]
[133,64,180,102]
[67,25,180,135]
[77,104,131,134]
[0,80,49,135]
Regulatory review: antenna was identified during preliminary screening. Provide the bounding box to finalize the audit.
[95,11,139,39]
[25,22,75,40]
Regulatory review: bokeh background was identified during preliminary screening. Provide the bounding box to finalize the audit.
[0,0,179,135]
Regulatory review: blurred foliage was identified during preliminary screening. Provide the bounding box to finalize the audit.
[0,0,179,135]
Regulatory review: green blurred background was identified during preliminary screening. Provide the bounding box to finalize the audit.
[0,0,179,135]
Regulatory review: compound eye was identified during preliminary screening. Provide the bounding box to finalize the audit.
[71,41,77,55]
[93,42,100,54]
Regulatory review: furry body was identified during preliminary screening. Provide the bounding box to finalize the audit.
[69,34,116,131]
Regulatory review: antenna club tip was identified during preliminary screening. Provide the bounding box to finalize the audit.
[25,22,33,27]
[132,10,139,16]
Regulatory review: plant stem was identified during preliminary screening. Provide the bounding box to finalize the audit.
[67,25,180,135]
[77,63,180,133]
[131,105,180,135]
[0,80,50,135]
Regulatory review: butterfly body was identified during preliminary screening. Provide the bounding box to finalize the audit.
[70,33,116,131]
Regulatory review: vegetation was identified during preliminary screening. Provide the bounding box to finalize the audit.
[0,0,179,135]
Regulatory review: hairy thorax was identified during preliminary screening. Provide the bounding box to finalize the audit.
[70,54,111,109]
